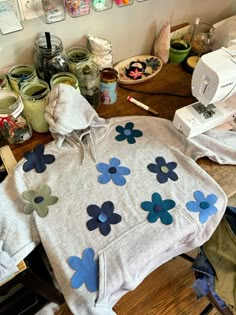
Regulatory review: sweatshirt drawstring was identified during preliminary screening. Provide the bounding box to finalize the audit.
[72,129,97,164]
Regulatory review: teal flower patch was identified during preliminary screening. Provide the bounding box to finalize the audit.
[186,191,218,224]
[141,192,175,224]
[67,248,98,292]
[115,122,143,144]
[22,184,58,217]
[96,157,130,186]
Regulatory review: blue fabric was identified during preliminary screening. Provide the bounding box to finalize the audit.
[186,191,218,224]
[225,206,236,235]
[192,247,227,310]
[141,192,175,224]
[67,248,99,292]
[147,156,178,184]
[87,201,122,236]
[23,144,55,173]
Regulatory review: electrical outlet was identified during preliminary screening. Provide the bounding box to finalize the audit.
[18,0,38,19]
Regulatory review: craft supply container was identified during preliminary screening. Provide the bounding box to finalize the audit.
[50,72,80,92]
[75,60,100,108]
[0,90,32,144]
[20,79,50,133]
[100,68,118,104]
[34,33,69,85]
[0,72,11,91]
[66,46,91,74]
[7,64,37,94]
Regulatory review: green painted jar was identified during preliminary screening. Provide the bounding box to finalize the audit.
[7,64,37,94]
[66,46,90,75]
[20,79,50,133]
[50,72,80,93]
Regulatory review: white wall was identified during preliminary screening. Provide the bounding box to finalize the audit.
[0,0,235,69]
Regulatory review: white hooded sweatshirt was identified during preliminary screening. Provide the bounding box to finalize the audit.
[0,84,236,314]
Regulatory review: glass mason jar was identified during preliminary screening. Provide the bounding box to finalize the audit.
[7,64,37,94]
[0,72,11,91]
[50,72,80,93]
[75,60,100,109]
[20,79,50,133]
[66,46,91,74]
[0,90,32,144]
[34,34,69,85]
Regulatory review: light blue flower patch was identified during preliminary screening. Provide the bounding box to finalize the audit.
[141,192,175,224]
[96,157,130,186]
[186,191,218,224]
[67,248,98,292]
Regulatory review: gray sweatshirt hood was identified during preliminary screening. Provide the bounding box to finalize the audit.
[45,84,109,149]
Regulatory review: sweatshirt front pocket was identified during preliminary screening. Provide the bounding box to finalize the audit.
[95,208,198,308]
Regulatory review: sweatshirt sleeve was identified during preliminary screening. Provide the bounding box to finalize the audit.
[0,169,40,282]
[160,119,236,165]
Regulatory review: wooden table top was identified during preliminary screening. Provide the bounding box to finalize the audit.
[9,63,236,197]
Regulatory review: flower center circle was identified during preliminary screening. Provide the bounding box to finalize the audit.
[34,196,44,204]
[160,166,169,173]
[98,212,108,223]
[153,204,163,213]
[200,201,209,209]
[124,129,132,136]
[109,167,117,174]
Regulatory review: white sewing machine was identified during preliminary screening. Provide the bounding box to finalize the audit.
[173,44,236,137]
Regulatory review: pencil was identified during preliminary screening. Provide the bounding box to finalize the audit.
[127,96,159,116]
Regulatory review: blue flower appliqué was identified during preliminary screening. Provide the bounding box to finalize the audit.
[67,248,98,292]
[147,156,178,184]
[87,201,122,236]
[96,157,130,186]
[115,122,143,144]
[23,144,55,173]
[141,192,175,224]
[186,191,218,224]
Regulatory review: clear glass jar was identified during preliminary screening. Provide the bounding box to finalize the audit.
[0,72,11,91]
[7,64,37,94]
[34,33,69,85]
[20,79,50,133]
[75,60,100,109]
[0,90,32,144]
[50,72,80,93]
[66,46,91,74]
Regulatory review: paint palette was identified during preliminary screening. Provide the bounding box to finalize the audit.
[114,55,163,84]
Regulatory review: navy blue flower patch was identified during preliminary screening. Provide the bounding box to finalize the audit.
[87,201,122,236]
[141,192,175,224]
[67,248,98,292]
[96,157,130,186]
[147,156,178,183]
[115,122,143,144]
[186,191,218,224]
[23,144,55,173]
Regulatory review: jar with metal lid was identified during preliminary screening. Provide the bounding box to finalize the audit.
[66,46,91,74]
[20,79,50,133]
[0,90,32,144]
[0,72,11,91]
[50,72,80,93]
[34,33,69,85]
[75,60,100,109]
[7,64,37,94]
[100,68,118,104]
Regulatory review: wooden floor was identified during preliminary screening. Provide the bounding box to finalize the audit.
[56,249,219,315]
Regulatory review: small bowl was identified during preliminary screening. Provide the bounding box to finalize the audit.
[169,39,191,64]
